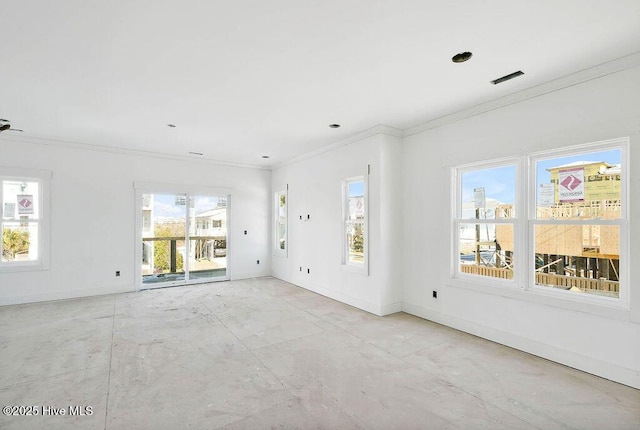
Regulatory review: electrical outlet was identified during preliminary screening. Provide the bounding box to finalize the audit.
[116,271,121,277]
[307,268,310,274]
[244,230,247,235]
[256,260,260,264]
[432,290,437,298]
[299,267,302,271]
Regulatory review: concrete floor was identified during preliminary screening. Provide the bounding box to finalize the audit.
[0,277,638,430]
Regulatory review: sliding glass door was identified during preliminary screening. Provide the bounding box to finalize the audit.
[140,192,228,288]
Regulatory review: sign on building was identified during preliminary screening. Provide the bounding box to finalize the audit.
[17,195,34,215]
[473,187,486,209]
[3,202,16,218]
[539,183,555,207]
[558,167,585,203]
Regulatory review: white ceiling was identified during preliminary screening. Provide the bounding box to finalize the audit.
[1,1,639,167]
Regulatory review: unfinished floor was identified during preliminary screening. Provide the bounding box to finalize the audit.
[0,277,638,430]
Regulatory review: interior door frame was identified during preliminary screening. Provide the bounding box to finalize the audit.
[134,182,232,291]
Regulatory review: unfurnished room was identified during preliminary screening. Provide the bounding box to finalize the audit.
[0,1,639,429]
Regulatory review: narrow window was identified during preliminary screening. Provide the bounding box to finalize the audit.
[275,188,287,255]
[454,162,517,282]
[343,177,367,271]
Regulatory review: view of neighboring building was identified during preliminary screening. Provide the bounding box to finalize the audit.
[191,205,227,260]
[466,160,622,298]
[141,195,228,283]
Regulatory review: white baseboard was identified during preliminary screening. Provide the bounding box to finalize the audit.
[278,277,382,315]
[0,284,135,306]
[380,301,403,316]
[231,269,271,281]
[402,302,640,390]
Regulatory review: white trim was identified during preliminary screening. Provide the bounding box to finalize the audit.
[404,51,640,138]
[0,135,270,171]
[527,137,629,308]
[0,167,51,272]
[452,158,519,287]
[450,137,629,309]
[133,181,233,196]
[285,278,383,316]
[341,173,369,275]
[402,301,639,389]
[0,284,134,306]
[274,124,402,169]
[273,185,288,257]
[134,188,231,291]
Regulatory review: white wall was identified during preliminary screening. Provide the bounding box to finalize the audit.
[2,56,638,390]
[401,65,640,389]
[271,129,403,315]
[0,141,271,305]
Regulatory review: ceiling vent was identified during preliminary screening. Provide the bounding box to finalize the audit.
[491,70,524,85]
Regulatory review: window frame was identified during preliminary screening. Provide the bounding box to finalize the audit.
[133,181,232,290]
[0,167,51,272]
[450,137,629,309]
[527,138,629,307]
[274,185,288,257]
[341,175,368,275]
[452,157,522,288]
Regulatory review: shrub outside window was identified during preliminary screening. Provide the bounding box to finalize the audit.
[1,168,50,272]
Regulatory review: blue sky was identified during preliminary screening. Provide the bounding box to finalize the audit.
[348,181,364,197]
[462,165,515,205]
[151,194,221,218]
[462,149,620,206]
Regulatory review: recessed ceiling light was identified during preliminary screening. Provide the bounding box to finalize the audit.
[452,52,473,63]
[329,124,341,128]
[262,155,270,159]
[167,124,176,128]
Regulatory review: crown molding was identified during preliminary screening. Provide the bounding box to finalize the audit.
[403,51,640,138]
[273,124,403,169]
[0,134,271,171]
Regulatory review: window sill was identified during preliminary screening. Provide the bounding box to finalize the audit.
[0,262,47,273]
[447,276,631,322]
[341,263,368,276]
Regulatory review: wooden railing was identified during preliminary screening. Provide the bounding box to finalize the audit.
[143,235,225,273]
[535,272,619,293]
[459,265,619,293]
[459,265,513,279]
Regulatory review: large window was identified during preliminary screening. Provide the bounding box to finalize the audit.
[1,168,50,272]
[274,187,287,255]
[453,138,628,305]
[531,144,625,301]
[343,176,367,272]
